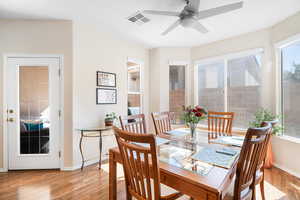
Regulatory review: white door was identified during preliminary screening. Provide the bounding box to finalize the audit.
[6,57,61,170]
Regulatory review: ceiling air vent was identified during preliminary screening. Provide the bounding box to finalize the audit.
[127,12,150,25]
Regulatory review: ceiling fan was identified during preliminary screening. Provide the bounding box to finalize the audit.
[143,0,243,35]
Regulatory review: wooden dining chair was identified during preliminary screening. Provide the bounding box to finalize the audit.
[113,127,183,200]
[207,111,234,141]
[225,123,272,200]
[252,121,276,200]
[119,114,147,134]
[151,112,174,135]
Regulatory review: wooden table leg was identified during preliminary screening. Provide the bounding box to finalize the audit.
[109,150,117,200]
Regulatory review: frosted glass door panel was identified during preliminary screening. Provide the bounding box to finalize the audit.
[19,66,50,154]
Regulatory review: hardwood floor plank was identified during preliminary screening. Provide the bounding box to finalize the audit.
[0,164,299,200]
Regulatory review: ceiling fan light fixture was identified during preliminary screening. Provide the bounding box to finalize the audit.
[139,0,243,35]
[181,17,196,28]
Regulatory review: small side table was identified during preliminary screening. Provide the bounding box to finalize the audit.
[76,126,112,171]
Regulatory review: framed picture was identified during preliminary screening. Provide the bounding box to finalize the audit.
[96,88,117,104]
[97,71,116,87]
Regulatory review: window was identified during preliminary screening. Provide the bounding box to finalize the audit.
[198,61,225,112]
[280,40,300,138]
[196,50,263,128]
[127,61,142,115]
[169,65,186,124]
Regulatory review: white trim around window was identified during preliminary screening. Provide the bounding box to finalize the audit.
[194,48,264,65]
[275,34,300,139]
[194,48,264,106]
[193,48,264,129]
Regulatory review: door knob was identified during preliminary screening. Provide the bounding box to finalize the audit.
[7,109,14,114]
[7,118,14,122]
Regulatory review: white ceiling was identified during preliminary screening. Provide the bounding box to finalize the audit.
[0,0,300,48]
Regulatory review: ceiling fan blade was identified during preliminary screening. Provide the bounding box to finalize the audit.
[161,19,181,35]
[187,0,201,11]
[191,21,208,33]
[196,1,243,20]
[143,10,180,17]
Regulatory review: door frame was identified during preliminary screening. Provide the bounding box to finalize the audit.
[127,57,145,114]
[2,54,64,171]
[168,60,191,108]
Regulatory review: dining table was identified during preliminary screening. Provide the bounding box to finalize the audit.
[109,128,242,200]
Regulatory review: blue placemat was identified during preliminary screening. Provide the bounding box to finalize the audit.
[165,129,190,137]
[133,137,170,148]
[191,147,239,169]
[210,136,244,147]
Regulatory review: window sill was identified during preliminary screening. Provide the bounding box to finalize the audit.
[195,124,300,144]
[273,135,300,144]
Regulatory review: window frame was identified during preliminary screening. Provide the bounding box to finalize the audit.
[275,34,300,139]
[194,48,264,130]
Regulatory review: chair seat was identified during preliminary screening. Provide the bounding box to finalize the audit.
[132,183,188,200]
[160,184,188,200]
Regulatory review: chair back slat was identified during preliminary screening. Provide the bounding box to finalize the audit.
[151,112,174,135]
[208,111,234,140]
[256,121,276,171]
[119,114,147,134]
[114,127,161,200]
[233,123,272,200]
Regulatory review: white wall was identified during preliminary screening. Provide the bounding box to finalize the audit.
[0,19,73,169]
[72,21,150,166]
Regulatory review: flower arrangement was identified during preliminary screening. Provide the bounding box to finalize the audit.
[182,105,207,138]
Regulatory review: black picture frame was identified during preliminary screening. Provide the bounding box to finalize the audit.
[97,71,116,87]
[96,88,117,104]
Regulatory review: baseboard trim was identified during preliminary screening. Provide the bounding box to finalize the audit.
[61,158,103,171]
[0,168,8,173]
[273,163,300,179]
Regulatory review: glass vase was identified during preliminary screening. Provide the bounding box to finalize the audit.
[190,123,197,139]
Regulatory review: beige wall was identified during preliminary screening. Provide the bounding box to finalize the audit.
[149,48,191,113]
[190,12,300,177]
[1,11,299,175]
[269,12,300,177]
[0,19,150,170]
[72,21,150,166]
[191,29,274,109]
[149,11,300,177]
[0,19,73,168]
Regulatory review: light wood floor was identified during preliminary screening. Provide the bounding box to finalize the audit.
[0,163,299,200]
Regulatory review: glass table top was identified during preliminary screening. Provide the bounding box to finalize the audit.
[156,137,240,176]
[134,128,241,177]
